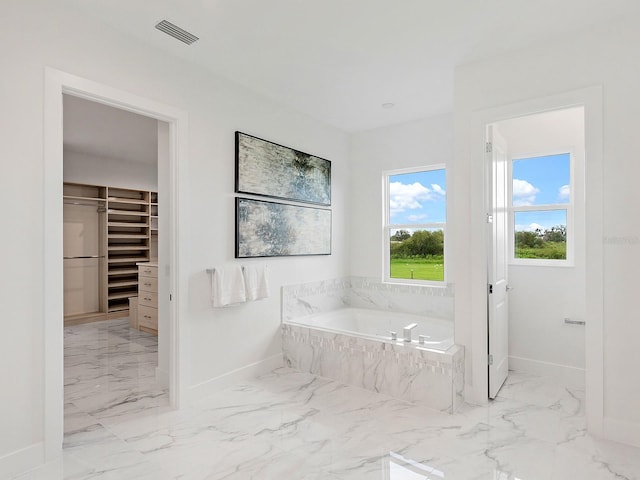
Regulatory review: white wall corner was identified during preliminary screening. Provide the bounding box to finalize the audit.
[0,442,45,479]
[186,354,284,404]
[603,418,640,449]
[509,356,585,388]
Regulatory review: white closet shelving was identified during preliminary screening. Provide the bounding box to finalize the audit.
[107,187,151,313]
[63,182,158,323]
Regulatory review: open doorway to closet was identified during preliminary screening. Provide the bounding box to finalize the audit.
[487,107,587,398]
[62,94,171,430]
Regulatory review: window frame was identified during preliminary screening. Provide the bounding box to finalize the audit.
[508,149,574,267]
[383,164,447,285]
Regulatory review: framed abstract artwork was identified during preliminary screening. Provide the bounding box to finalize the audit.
[236,198,331,258]
[235,131,331,206]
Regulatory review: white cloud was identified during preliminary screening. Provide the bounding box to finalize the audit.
[431,183,446,196]
[407,214,429,222]
[515,223,545,232]
[558,184,570,200]
[389,181,439,216]
[512,179,539,206]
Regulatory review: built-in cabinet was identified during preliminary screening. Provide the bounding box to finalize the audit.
[137,262,158,335]
[63,182,158,324]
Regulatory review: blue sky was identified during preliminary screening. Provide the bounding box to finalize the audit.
[389,154,569,232]
[389,169,446,225]
[512,153,570,231]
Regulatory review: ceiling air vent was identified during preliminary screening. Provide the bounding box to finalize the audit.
[155,20,199,45]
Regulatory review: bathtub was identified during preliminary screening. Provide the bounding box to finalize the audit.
[282,307,464,413]
[287,307,454,352]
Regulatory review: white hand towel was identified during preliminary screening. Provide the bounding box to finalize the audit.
[243,265,270,301]
[211,266,246,307]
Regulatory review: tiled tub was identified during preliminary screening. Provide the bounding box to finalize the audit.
[281,278,464,413]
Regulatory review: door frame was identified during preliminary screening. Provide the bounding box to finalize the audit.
[466,86,603,435]
[43,68,189,460]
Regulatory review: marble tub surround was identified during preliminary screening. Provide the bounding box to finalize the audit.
[15,368,640,479]
[282,277,460,411]
[349,276,454,319]
[282,276,454,321]
[281,276,352,320]
[283,323,464,413]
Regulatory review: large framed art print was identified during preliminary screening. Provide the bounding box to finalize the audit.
[235,131,331,206]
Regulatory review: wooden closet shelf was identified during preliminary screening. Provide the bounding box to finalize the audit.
[108,291,138,300]
[108,268,139,276]
[108,256,149,264]
[108,246,150,251]
[64,195,106,202]
[108,234,149,239]
[108,209,149,216]
[108,305,129,313]
[108,222,148,227]
[108,197,148,205]
[109,280,139,288]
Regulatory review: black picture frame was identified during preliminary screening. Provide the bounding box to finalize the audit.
[236,197,332,258]
[235,131,331,206]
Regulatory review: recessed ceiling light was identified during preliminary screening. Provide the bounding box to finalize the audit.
[382,103,395,109]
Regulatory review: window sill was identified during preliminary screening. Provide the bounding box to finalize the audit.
[509,260,575,268]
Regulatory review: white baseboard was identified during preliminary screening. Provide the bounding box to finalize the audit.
[186,354,283,404]
[0,442,44,479]
[604,417,640,448]
[509,355,585,388]
[155,367,169,388]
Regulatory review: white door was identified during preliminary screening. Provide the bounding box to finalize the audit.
[487,125,509,399]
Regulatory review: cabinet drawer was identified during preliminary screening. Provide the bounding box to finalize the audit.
[138,305,158,331]
[138,265,158,277]
[138,276,158,293]
[139,291,158,308]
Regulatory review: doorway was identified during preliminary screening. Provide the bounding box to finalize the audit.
[467,86,604,436]
[62,95,169,432]
[487,107,587,399]
[488,106,587,398]
[44,68,186,460]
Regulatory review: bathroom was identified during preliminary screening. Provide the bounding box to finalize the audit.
[4,1,640,477]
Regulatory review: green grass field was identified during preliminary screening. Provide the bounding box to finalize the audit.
[515,241,566,260]
[390,257,444,281]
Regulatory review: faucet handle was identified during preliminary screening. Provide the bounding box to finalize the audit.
[389,331,397,341]
[403,323,418,342]
[418,335,426,345]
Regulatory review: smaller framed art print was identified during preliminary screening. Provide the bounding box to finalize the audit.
[236,197,331,258]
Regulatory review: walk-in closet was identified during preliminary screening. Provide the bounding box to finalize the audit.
[62,94,169,432]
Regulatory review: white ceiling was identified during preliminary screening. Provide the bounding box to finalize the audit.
[63,94,158,165]
[61,0,640,132]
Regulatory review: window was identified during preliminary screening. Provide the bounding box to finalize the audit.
[384,166,446,283]
[510,152,572,263]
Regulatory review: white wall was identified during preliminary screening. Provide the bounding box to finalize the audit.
[64,150,158,192]
[0,0,349,475]
[497,109,586,385]
[349,114,454,277]
[453,17,640,446]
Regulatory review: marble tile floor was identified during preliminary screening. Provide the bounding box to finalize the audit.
[14,320,640,479]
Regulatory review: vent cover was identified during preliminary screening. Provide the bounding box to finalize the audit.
[155,20,199,45]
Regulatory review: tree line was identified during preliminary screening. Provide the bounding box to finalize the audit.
[390,225,566,260]
[515,225,566,259]
[390,229,443,258]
